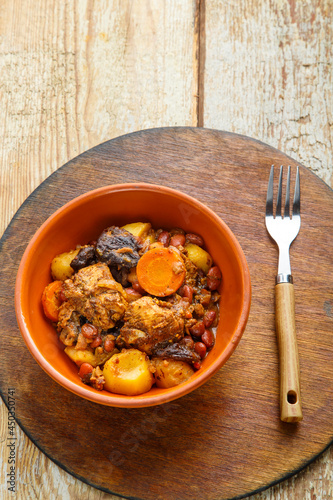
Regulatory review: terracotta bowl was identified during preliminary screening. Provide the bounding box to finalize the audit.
[15,183,251,408]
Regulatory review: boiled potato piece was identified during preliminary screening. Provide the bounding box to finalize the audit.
[51,248,80,281]
[122,222,152,238]
[185,243,212,274]
[65,347,98,367]
[103,349,154,396]
[65,346,117,368]
[153,358,194,388]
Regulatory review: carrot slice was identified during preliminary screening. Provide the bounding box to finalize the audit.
[136,247,186,297]
[42,280,64,322]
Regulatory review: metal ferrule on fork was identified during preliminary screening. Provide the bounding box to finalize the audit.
[276,273,293,284]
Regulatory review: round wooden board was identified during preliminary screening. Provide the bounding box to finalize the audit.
[1,128,332,500]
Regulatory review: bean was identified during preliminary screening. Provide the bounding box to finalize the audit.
[157,231,170,247]
[81,323,98,339]
[104,336,116,352]
[179,284,194,303]
[132,281,146,295]
[189,320,205,337]
[90,335,102,348]
[194,342,207,359]
[207,266,222,291]
[203,309,216,328]
[186,233,204,247]
[193,361,202,370]
[202,329,215,349]
[170,233,186,247]
[78,363,93,379]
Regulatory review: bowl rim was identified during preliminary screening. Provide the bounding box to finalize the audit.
[15,182,251,408]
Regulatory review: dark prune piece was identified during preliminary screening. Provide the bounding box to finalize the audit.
[71,245,96,271]
[95,226,140,269]
[152,343,200,364]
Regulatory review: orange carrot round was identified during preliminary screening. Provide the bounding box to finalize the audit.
[42,280,64,322]
[136,247,186,297]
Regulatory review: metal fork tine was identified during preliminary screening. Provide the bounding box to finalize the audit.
[266,165,274,216]
[293,166,300,216]
[276,166,283,217]
[284,166,291,218]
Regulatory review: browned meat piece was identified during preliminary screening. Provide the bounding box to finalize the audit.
[95,226,140,268]
[117,296,187,354]
[57,303,81,346]
[182,254,199,288]
[61,262,128,329]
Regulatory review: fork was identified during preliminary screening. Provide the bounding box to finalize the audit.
[265,165,303,422]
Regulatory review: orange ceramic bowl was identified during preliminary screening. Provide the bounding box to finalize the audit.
[15,183,251,408]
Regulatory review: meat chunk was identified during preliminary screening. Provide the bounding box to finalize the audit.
[95,226,140,269]
[61,262,128,330]
[117,296,187,354]
[57,303,81,346]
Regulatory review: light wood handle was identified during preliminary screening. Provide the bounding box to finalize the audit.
[275,282,303,422]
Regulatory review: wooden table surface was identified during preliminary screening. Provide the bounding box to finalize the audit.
[0,1,332,499]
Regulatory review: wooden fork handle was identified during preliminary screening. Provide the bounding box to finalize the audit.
[275,282,303,422]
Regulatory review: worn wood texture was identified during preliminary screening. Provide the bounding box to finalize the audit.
[204,0,333,187]
[0,0,332,499]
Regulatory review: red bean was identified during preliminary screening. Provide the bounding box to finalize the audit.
[194,341,207,359]
[203,309,216,328]
[170,233,186,247]
[189,320,205,337]
[179,284,194,303]
[132,281,146,294]
[157,231,170,247]
[206,266,222,291]
[193,361,202,370]
[78,363,93,379]
[81,323,98,339]
[104,336,116,352]
[186,233,204,247]
[202,329,215,349]
[90,335,102,348]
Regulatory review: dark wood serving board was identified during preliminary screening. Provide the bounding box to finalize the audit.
[1,128,332,500]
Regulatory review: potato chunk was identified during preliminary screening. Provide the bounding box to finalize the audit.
[122,222,152,238]
[65,347,98,367]
[152,358,194,388]
[65,346,117,368]
[103,349,154,396]
[185,243,212,273]
[51,249,80,281]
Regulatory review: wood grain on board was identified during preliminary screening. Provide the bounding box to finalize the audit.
[0,0,332,499]
[0,127,332,500]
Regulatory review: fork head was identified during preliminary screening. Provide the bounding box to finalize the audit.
[265,165,301,280]
[266,165,300,220]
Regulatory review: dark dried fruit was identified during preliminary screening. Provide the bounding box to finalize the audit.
[96,226,140,268]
